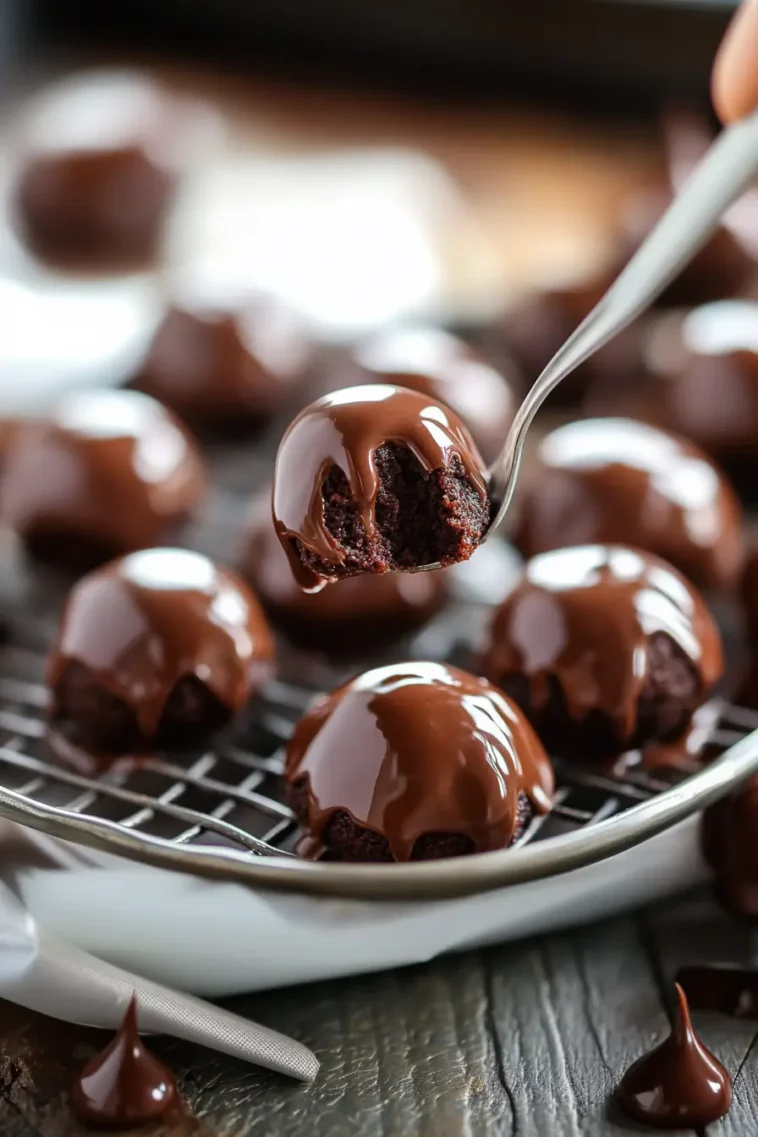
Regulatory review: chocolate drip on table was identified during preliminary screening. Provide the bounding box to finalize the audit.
[272,385,488,591]
[71,996,178,1129]
[482,545,723,745]
[516,418,744,593]
[285,661,554,861]
[617,984,732,1129]
[48,547,274,739]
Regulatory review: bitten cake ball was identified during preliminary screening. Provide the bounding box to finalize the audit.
[240,496,448,652]
[131,290,311,434]
[285,661,554,861]
[0,389,205,571]
[47,548,274,757]
[481,545,723,764]
[353,327,517,465]
[11,71,214,269]
[515,418,743,594]
[272,385,491,591]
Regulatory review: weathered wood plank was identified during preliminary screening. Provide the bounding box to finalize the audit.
[0,893,739,1137]
[642,888,758,1137]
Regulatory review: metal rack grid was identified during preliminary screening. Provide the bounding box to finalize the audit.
[0,616,757,899]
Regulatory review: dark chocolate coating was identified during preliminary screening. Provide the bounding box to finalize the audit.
[515,418,744,593]
[677,965,758,1019]
[132,293,311,433]
[12,73,189,269]
[48,547,274,755]
[71,996,178,1129]
[273,384,490,591]
[617,984,731,1129]
[285,661,554,862]
[353,327,517,465]
[0,390,205,570]
[702,775,758,920]
[241,496,448,651]
[481,545,723,763]
[644,302,758,459]
[742,540,758,642]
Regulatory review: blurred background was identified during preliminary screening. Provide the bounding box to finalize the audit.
[0,0,751,426]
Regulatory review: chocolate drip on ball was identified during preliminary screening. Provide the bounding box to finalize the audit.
[353,327,517,465]
[516,418,743,593]
[481,545,723,763]
[285,661,554,862]
[48,548,274,756]
[273,385,490,592]
[241,496,447,652]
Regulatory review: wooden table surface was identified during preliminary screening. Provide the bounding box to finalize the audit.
[2,884,757,1137]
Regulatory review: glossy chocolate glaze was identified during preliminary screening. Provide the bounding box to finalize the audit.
[48,548,274,740]
[617,984,731,1129]
[241,496,448,650]
[353,327,517,464]
[71,996,178,1129]
[481,545,723,745]
[644,302,758,455]
[677,965,758,1019]
[516,418,744,593]
[11,72,201,269]
[702,774,758,920]
[133,291,311,431]
[285,661,554,861]
[272,384,488,591]
[0,390,205,564]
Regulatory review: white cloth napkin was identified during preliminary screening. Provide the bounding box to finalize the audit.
[0,878,318,1082]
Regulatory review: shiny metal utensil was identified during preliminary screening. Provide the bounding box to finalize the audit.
[487,106,758,533]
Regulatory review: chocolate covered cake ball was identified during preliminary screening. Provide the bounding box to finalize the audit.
[515,418,743,594]
[702,776,758,920]
[132,290,311,434]
[0,389,205,572]
[273,385,491,591]
[12,71,214,269]
[644,302,758,470]
[241,497,448,651]
[48,548,274,756]
[286,661,554,861]
[481,545,723,763]
[353,327,517,465]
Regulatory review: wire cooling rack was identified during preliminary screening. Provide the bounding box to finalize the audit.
[0,436,757,900]
[1,589,758,899]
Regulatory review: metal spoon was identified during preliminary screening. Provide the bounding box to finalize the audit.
[486,106,758,534]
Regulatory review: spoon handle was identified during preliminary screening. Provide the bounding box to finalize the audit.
[488,106,758,533]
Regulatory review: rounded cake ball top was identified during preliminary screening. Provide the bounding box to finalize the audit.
[0,389,205,564]
[482,545,723,759]
[48,547,274,744]
[516,418,743,593]
[644,301,758,453]
[353,326,517,464]
[285,661,554,862]
[16,69,218,170]
[132,287,312,431]
[272,384,490,592]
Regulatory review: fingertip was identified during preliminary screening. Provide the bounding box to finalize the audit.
[712,0,758,123]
